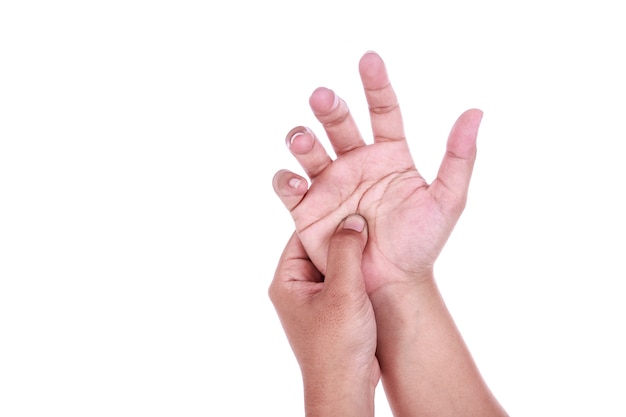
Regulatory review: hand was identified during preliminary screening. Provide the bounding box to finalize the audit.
[272,51,482,295]
[273,52,507,417]
[268,214,379,417]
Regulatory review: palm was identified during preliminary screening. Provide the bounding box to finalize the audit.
[294,140,453,293]
[273,53,481,294]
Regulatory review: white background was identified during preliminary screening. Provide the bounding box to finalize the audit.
[1,1,625,416]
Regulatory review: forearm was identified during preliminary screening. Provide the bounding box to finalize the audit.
[371,277,507,417]
[302,363,377,417]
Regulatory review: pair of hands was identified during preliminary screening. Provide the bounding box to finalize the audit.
[269,52,504,417]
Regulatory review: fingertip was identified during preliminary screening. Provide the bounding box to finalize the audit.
[342,213,366,233]
[359,50,382,68]
[359,52,390,91]
[285,126,315,155]
[359,51,386,82]
[276,169,307,192]
[335,214,368,250]
[271,169,285,190]
[272,169,308,200]
[309,87,338,115]
[457,108,484,130]
[451,109,483,143]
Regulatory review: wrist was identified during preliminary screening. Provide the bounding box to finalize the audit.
[302,359,378,417]
[369,274,441,364]
[369,271,438,327]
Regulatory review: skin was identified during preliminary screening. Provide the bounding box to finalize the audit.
[272,51,508,416]
[269,215,378,417]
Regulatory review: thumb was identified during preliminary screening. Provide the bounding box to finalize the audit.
[324,214,368,295]
[434,108,481,210]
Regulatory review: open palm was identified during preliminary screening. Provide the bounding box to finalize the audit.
[273,52,482,294]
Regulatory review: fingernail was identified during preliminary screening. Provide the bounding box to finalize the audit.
[287,132,304,148]
[343,214,365,233]
[288,177,302,189]
[285,126,308,148]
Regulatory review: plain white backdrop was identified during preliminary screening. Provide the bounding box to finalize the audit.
[1,1,625,416]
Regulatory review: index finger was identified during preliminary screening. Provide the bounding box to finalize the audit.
[269,232,323,300]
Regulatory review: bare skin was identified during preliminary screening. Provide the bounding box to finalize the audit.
[269,215,378,417]
[273,51,508,416]
[273,52,479,293]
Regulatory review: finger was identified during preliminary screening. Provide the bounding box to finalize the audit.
[432,109,482,213]
[285,126,333,180]
[272,169,308,211]
[309,87,366,156]
[272,232,307,282]
[359,51,406,143]
[324,214,368,295]
[269,232,323,305]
